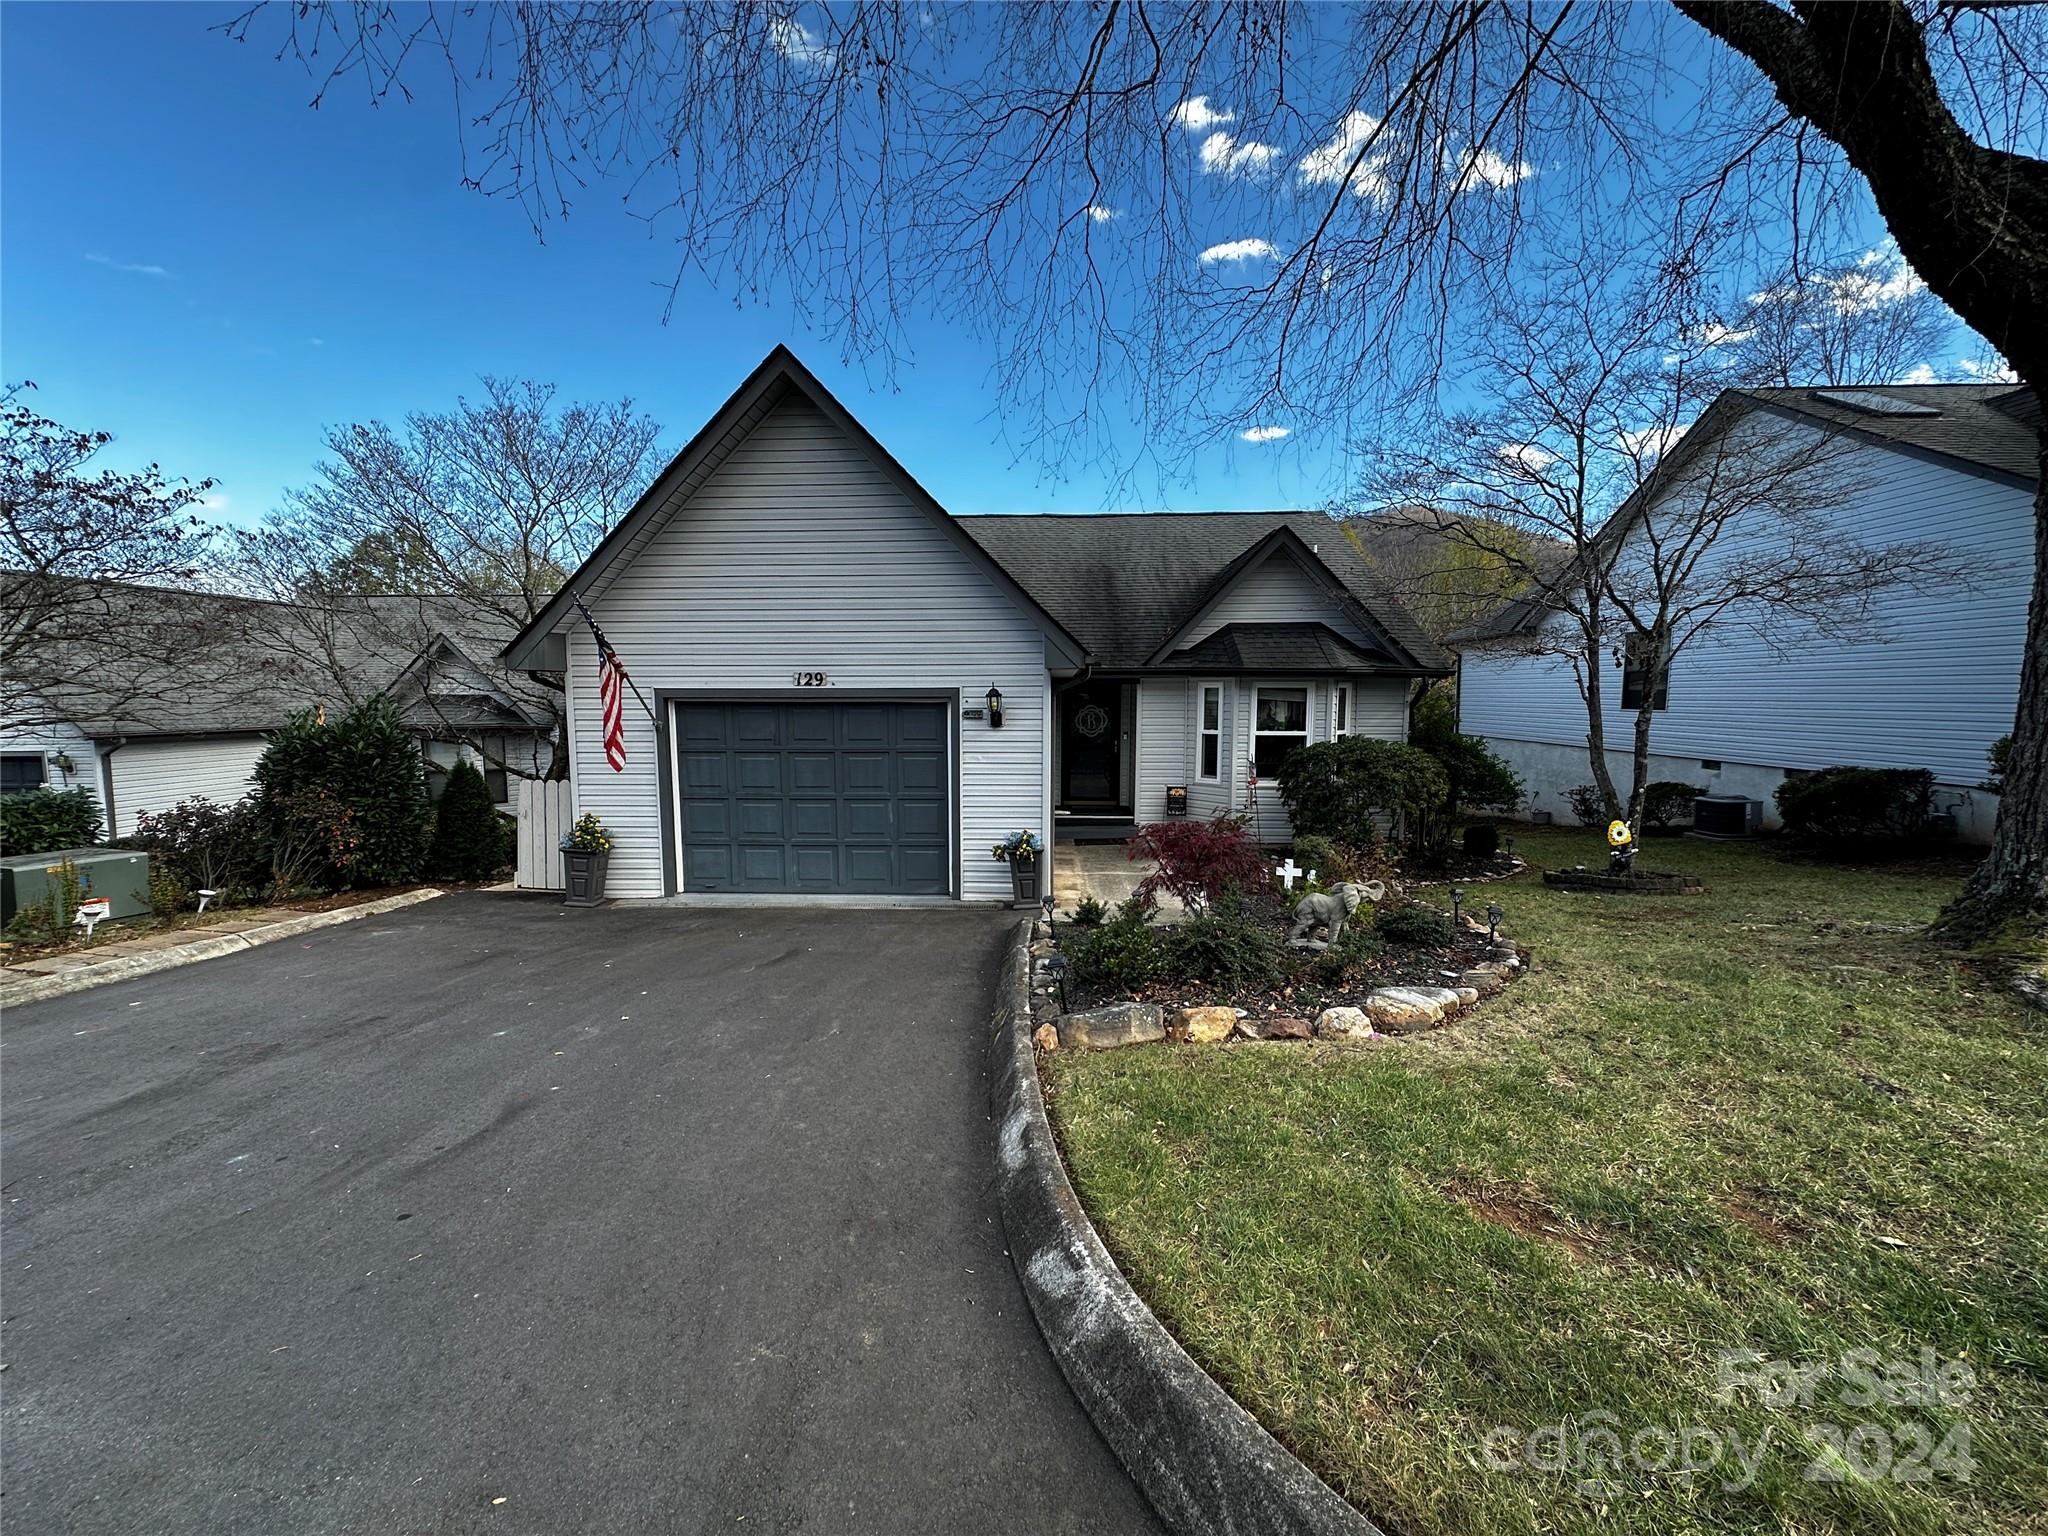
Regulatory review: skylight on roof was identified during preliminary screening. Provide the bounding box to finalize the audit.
[1809,388,1941,418]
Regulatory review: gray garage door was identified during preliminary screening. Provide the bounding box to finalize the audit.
[674,701,951,894]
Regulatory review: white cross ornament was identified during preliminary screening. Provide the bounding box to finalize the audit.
[1275,857,1310,891]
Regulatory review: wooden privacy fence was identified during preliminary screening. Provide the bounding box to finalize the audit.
[515,778,572,890]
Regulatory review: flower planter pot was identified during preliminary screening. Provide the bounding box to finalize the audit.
[563,849,610,907]
[1009,856,1042,907]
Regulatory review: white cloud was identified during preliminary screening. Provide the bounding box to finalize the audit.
[1898,362,1940,385]
[1240,425,1290,444]
[1685,321,1755,349]
[1199,131,1279,177]
[1084,204,1118,223]
[1754,239,1927,315]
[767,14,835,67]
[1618,423,1688,459]
[1198,237,1279,265]
[1171,96,1235,131]
[86,253,170,277]
[1454,145,1535,194]
[198,493,232,513]
[1298,110,1388,199]
[1495,441,1558,472]
[1957,355,2019,382]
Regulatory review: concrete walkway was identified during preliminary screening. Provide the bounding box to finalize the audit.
[1052,842,1185,920]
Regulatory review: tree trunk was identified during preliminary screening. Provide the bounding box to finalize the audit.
[1626,697,1659,832]
[1936,460,2048,938]
[1673,1,2048,937]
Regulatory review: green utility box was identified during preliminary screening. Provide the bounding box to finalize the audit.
[0,847,152,926]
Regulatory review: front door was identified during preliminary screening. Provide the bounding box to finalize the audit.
[1060,682,1125,810]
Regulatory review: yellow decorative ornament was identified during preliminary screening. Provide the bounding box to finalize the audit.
[1607,819,1633,848]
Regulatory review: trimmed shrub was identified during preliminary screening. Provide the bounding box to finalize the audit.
[1565,783,1607,828]
[253,698,432,887]
[1129,815,1270,913]
[1,787,103,855]
[1462,823,1501,858]
[1309,923,1384,986]
[1277,736,1447,853]
[1069,896,1108,928]
[127,796,266,896]
[147,861,187,921]
[1375,901,1457,949]
[428,760,508,881]
[1160,908,1284,991]
[1775,766,1935,847]
[1641,781,1708,834]
[1063,905,1161,993]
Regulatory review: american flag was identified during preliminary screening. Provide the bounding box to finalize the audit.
[575,597,630,772]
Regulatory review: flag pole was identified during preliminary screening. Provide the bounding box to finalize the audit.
[571,593,658,725]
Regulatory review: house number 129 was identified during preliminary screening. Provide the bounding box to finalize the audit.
[792,671,829,687]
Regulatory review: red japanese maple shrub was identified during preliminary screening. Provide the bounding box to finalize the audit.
[1128,815,1270,913]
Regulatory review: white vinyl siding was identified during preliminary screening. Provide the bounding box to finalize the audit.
[1180,550,1379,649]
[562,395,1052,900]
[1460,432,2032,817]
[107,736,267,836]
[1134,677,1188,825]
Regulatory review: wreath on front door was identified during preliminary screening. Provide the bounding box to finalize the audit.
[1074,703,1110,739]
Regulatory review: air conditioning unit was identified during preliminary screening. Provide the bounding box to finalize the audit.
[1692,795,1763,839]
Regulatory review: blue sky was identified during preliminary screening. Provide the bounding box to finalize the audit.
[2,2,1359,529]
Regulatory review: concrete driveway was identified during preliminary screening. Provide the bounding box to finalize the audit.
[1,896,1162,1535]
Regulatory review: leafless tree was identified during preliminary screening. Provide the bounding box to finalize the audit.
[0,383,231,734]
[241,378,664,775]
[1360,259,1966,824]
[223,1,2048,931]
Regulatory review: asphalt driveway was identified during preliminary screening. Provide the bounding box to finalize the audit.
[1,896,1162,1535]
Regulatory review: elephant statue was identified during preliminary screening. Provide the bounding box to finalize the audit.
[1288,879,1386,948]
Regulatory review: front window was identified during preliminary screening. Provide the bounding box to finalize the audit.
[1253,686,1309,778]
[2,754,48,794]
[1198,684,1221,779]
[1333,684,1352,737]
[1620,634,1670,711]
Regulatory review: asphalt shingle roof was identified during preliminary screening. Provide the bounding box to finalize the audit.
[1155,622,1396,672]
[1744,383,2040,483]
[960,511,1451,673]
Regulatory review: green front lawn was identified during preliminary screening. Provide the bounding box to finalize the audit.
[1043,829,2046,1536]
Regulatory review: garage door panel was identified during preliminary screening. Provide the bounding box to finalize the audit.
[734,753,783,792]
[790,800,837,838]
[788,753,836,792]
[733,706,781,744]
[899,752,944,792]
[843,753,891,793]
[898,799,946,840]
[843,799,894,839]
[900,846,948,887]
[738,845,788,884]
[674,699,952,895]
[735,799,785,837]
[792,846,838,886]
[680,753,729,792]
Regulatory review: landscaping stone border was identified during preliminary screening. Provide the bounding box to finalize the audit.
[989,918,1382,1536]
[0,889,446,1007]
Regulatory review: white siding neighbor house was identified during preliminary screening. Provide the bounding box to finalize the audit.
[504,348,1451,901]
[1459,383,2039,842]
[1,591,553,835]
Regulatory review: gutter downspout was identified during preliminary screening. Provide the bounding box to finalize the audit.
[95,737,125,835]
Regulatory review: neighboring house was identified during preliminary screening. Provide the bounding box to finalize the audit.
[502,346,1449,902]
[1458,383,2040,842]
[1,585,553,835]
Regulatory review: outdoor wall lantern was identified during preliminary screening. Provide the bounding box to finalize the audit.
[986,684,1005,728]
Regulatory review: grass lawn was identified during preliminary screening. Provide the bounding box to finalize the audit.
[1042,828,2046,1536]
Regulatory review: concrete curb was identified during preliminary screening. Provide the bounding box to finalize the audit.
[0,889,446,1008]
[988,918,1381,1536]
